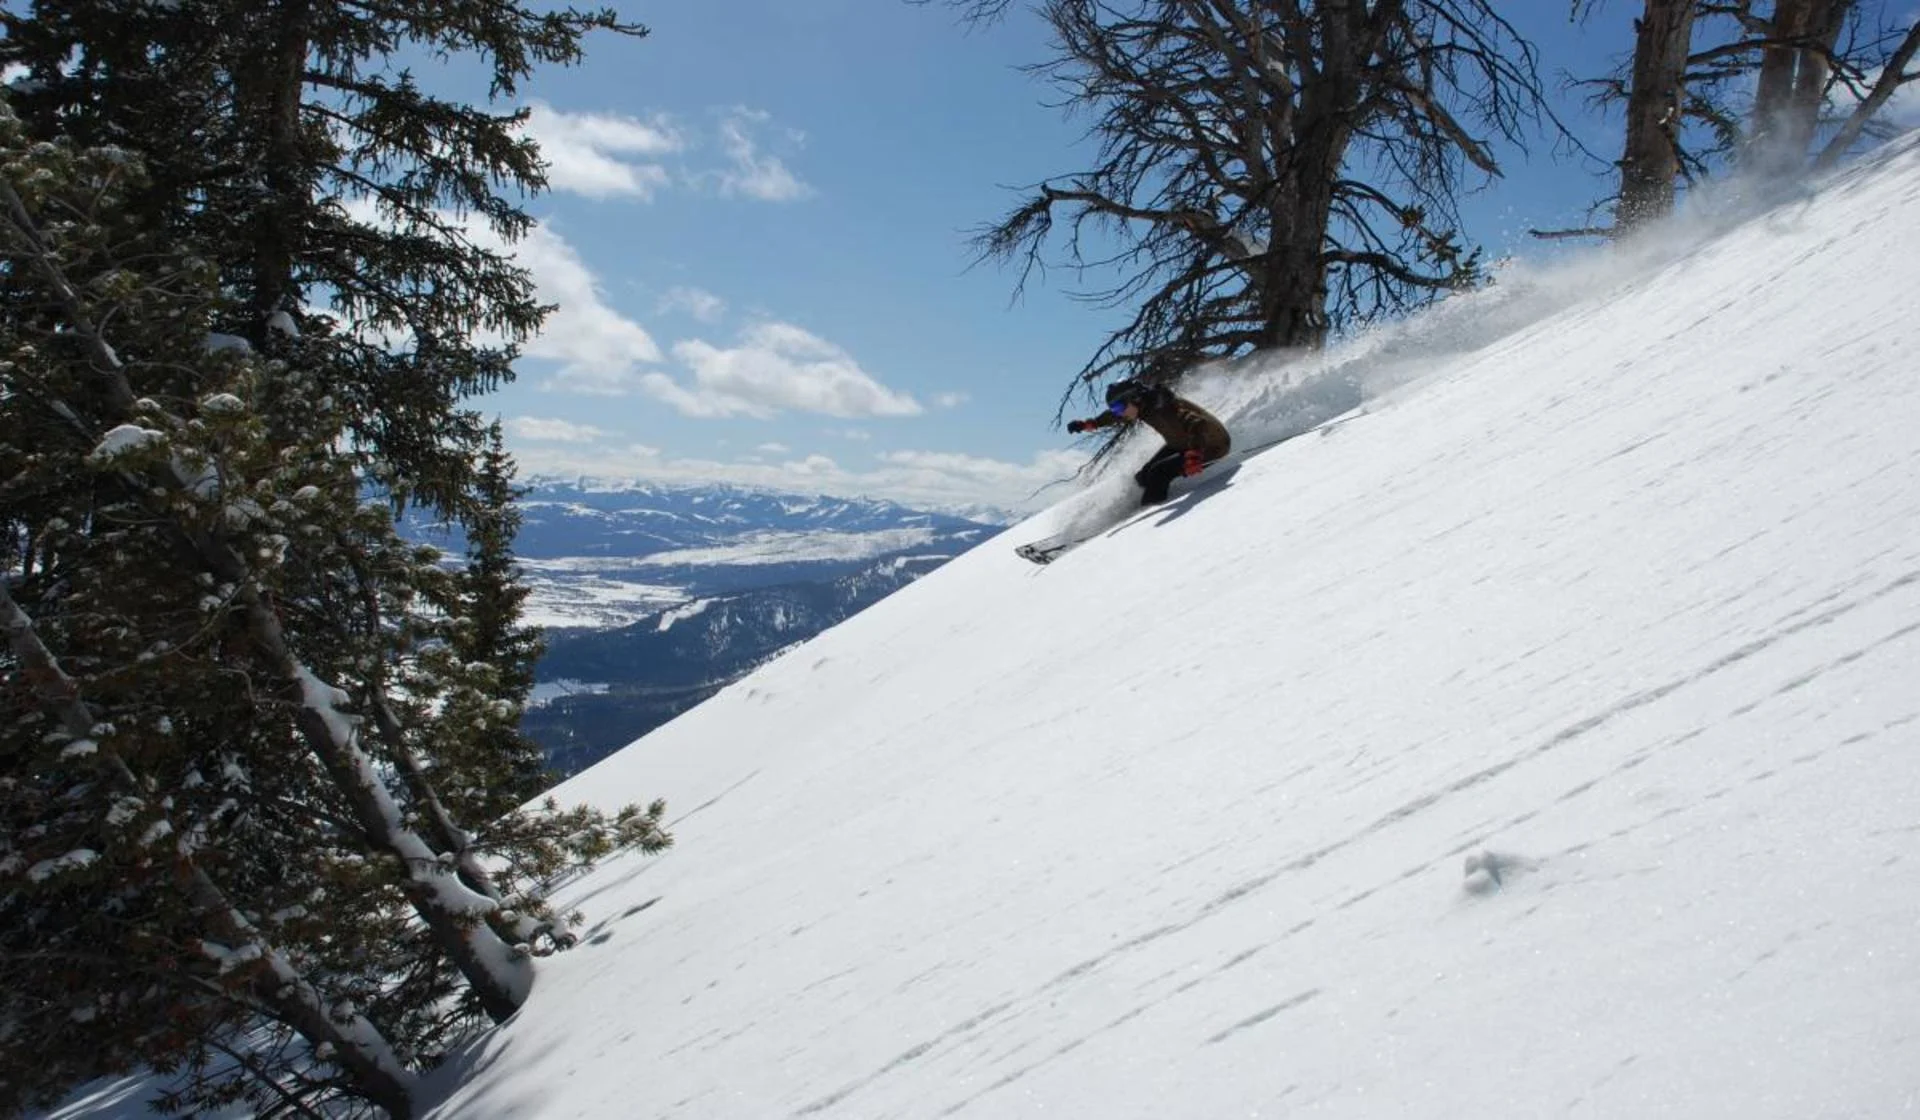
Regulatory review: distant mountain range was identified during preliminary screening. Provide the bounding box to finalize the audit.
[415,478,1009,775]
[512,478,1010,557]
[524,552,950,776]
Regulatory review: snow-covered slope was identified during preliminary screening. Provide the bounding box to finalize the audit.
[405,143,1920,1119]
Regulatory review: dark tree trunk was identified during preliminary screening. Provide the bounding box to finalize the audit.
[239,0,313,342]
[1619,0,1698,228]
[1748,0,1851,174]
[1261,176,1339,349]
[959,0,1548,400]
[1780,0,1848,157]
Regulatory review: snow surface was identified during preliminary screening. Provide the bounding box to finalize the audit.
[46,142,1920,1120]
[513,525,958,628]
[657,598,714,632]
[631,527,943,567]
[417,144,1920,1120]
[527,679,613,708]
[513,560,688,630]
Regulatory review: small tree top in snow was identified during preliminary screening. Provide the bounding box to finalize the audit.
[203,332,252,355]
[27,850,99,883]
[198,392,246,415]
[87,424,165,462]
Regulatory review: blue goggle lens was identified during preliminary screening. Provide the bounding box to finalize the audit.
[1108,400,1129,415]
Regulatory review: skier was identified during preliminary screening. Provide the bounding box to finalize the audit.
[1067,379,1232,505]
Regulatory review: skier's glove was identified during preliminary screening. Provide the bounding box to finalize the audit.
[1067,419,1088,435]
[1182,449,1205,477]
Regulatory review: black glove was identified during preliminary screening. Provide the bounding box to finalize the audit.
[1067,419,1087,435]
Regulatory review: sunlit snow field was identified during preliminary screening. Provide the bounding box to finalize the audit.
[50,140,1920,1120]
[405,141,1920,1119]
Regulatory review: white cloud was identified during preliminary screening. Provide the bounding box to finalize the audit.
[757,442,791,453]
[543,368,660,396]
[522,101,681,200]
[510,416,611,443]
[876,448,1086,504]
[491,223,662,393]
[512,102,813,205]
[716,108,812,202]
[933,391,971,409]
[649,322,921,419]
[657,285,727,322]
[332,200,659,390]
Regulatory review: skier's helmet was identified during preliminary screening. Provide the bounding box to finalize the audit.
[1104,379,1146,407]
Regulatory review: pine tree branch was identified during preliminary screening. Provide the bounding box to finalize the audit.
[1,166,530,1024]
[1,579,418,1116]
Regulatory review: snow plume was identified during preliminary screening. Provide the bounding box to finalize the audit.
[1043,159,1807,532]
[1174,140,1920,461]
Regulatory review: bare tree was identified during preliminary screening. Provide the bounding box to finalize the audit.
[1548,0,1736,239]
[1729,0,1853,172]
[1618,0,1702,227]
[1815,18,1920,167]
[932,0,1562,397]
[1683,2,1920,173]
[1551,0,1915,239]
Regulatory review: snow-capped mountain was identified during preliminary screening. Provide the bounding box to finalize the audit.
[400,479,1004,770]
[470,481,1001,770]
[490,480,1004,630]
[511,479,1006,558]
[525,553,948,776]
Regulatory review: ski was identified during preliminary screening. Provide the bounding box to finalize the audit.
[1015,541,1071,565]
[1013,458,1245,565]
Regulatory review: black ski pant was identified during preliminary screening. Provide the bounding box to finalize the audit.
[1134,444,1211,505]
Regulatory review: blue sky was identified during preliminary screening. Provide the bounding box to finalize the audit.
[438,0,1910,512]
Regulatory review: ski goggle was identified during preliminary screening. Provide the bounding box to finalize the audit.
[1108,399,1131,416]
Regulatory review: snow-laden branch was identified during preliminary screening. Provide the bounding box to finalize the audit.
[0,579,417,1115]
[0,166,532,1022]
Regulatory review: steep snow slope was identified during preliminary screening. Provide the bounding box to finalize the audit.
[417,146,1920,1119]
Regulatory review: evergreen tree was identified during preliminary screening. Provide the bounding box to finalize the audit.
[0,0,675,1108]
[1,118,415,1116]
[442,422,550,816]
